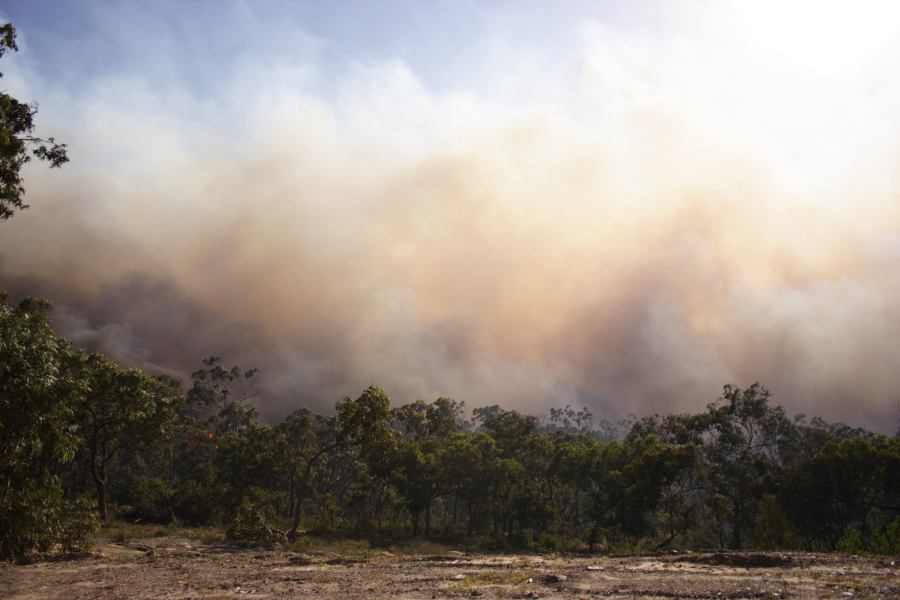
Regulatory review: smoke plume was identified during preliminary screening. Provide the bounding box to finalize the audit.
[2,2,900,430]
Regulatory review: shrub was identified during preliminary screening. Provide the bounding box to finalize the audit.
[754,495,799,550]
[836,526,865,554]
[871,517,900,555]
[127,477,175,523]
[172,479,225,524]
[59,497,100,552]
[226,500,286,545]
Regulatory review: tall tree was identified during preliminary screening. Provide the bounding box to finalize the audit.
[698,384,793,548]
[286,385,392,540]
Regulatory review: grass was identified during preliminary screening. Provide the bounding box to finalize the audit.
[94,521,547,560]
[286,527,459,557]
[97,521,224,544]
[454,570,533,591]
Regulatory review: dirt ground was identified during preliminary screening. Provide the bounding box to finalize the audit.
[1,536,897,599]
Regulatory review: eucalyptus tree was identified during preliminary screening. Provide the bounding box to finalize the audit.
[71,352,182,521]
[697,384,794,548]
[286,385,393,541]
[392,398,464,536]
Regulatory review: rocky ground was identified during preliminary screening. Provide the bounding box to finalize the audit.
[1,536,897,599]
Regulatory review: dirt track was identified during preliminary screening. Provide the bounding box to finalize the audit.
[1,537,898,599]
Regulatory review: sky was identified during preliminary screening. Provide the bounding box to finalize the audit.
[2,1,900,430]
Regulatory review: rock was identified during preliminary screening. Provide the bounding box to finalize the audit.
[586,565,602,571]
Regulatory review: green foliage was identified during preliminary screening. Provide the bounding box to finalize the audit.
[2,298,898,562]
[226,500,286,545]
[70,351,183,521]
[0,295,76,560]
[836,526,866,555]
[871,517,900,555]
[0,23,68,220]
[753,494,799,550]
[59,497,100,552]
[172,478,226,525]
[126,477,176,523]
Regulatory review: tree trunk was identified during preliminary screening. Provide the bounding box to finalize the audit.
[287,471,295,519]
[88,435,109,522]
[288,462,314,541]
[424,503,431,536]
[288,444,340,541]
[90,462,108,522]
[731,499,743,549]
[588,521,599,552]
[411,509,420,538]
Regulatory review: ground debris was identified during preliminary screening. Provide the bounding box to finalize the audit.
[2,539,897,599]
[674,551,794,568]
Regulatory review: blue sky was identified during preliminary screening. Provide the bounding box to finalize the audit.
[3,1,629,95]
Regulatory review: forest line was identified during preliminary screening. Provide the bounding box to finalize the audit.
[2,292,899,561]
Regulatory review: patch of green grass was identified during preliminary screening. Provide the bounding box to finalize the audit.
[454,570,532,590]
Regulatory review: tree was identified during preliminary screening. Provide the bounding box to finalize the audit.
[439,433,502,546]
[0,295,78,559]
[782,435,900,550]
[392,398,463,537]
[698,384,793,548]
[286,385,392,541]
[0,23,68,220]
[72,352,181,521]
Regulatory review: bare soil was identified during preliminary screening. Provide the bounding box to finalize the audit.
[1,537,897,599]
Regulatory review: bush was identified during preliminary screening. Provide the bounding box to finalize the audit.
[871,517,900,555]
[754,495,799,550]
[172,479,226,524]
[59,497,100,552]
[127,477,175,523]
[0,484,64,560]
[226,500,286,545]
[836,526,865,554]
